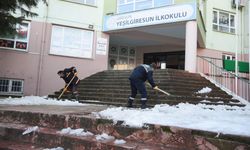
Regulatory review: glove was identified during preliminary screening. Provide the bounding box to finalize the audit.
[153,86,159,90]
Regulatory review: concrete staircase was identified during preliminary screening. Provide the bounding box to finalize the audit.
[0,105,249,150]
[50,69,244,107]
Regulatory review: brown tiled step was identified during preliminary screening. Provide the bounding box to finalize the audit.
[74,88,232,98]
[0,122,181,150]
[76,86,231,96]
[85,76,206,83]
[0,140,45,150]
[76,96,244,107]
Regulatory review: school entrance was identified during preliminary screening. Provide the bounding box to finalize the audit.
[144,51,185,70]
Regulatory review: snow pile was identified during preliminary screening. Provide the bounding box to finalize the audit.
[95,133,115,141]
[196,87,212,94]
[114,139,126,145]
[22,126,39,135]
[98,103,250,136]
[58,127,93,136]
[0,96,86,106]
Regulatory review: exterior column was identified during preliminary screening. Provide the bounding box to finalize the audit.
[185,21,197,73]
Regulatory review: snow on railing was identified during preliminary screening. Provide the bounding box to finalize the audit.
[197,56,249,102]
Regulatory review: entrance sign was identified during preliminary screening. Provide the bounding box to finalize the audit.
[103,3,196,31]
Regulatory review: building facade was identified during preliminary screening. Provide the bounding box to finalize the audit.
[0,0,249,98]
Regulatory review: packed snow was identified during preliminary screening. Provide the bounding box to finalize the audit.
[43,147,64,150]
[58,127,93,136]
[97,103,250,136]
[114,139,126,145]
[196,87,212,94]
[1,96,250,137]
[95,133,115,141]
[22,126,39,135]
[0,96,86,106]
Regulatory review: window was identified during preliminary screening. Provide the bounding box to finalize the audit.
[0,79,23,95]
[50,25,94,58]
[117,0,174,13]
[65,0,97,6]
[223,54,235,60]
[0,22,30,51]
[213,10,235,34]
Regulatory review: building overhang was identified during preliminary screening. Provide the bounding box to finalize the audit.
[103,3,196,32]
[103,3,204,48]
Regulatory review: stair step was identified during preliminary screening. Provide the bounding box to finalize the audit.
[0,122,181,150]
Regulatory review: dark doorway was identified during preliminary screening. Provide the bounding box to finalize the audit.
[143,51,185,70]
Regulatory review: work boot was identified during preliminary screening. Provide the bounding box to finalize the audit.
[141,100,147,109]
[75,94,79,101]
[127,99,133,108]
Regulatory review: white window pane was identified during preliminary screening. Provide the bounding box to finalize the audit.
[85,0,96,6]
[118,0,125,4]
[213,11,217,23]
[230,15,235,27]
[154,0,172,7]
[219,12,229,27]
[135,0,152,10]
[219,26,229,32]
[213,24,218,30]
[118,4,134,13]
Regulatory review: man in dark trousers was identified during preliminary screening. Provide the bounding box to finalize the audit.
[57,66,80,101]
[127,63,158,109]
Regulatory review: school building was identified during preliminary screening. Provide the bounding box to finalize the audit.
[0,0,249,100]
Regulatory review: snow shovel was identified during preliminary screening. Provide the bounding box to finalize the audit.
[58,73,77,100]
[146,82,171,96]
[154,86,171,96]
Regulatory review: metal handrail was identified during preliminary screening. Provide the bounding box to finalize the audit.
[197,56,249,102]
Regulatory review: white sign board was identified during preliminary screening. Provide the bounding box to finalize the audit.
[103,3,196,31]
[96,38,108,55]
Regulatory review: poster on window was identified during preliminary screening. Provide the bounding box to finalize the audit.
[50,26,93,58]
[96,38,108,55]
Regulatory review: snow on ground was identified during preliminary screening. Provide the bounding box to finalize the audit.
[0,96,86,106]
[1,96,250,137]
[98,103,250,136]
[22,126,39,135]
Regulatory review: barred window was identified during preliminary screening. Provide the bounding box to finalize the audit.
[65,0,97,6]
[0,79,23,95]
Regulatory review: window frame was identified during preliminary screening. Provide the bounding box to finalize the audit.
[212,9,235,34]
[0,21,30,51]
[63,0,97,6]
[117,0,174,14]
[50,25,94,59]
[0,78,24,95]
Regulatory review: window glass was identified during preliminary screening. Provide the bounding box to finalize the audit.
[0,79,9,92]
[135,0,152,10]
[118,3,134,13]
[0,22,29,50]
[85,0,96,6]
[11,80,23,92]
[219,12,229,27]
[213,11,217,23]
[212,10,235,34]
[154,0,172,7]
[230,15,235,27]
[50,25,94,58]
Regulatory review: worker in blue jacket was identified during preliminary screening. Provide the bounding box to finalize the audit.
[57,66,80,101]
[127,63,158,109]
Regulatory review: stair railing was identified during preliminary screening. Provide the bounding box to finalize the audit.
[197,56,249,102]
